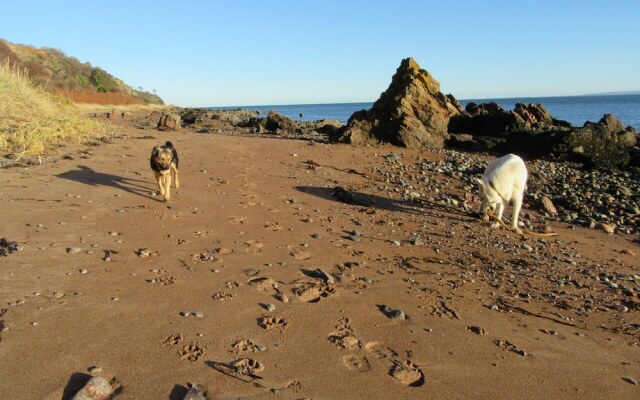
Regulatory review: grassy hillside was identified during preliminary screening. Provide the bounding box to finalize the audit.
[0,39,164,105]
[0,60,107,159]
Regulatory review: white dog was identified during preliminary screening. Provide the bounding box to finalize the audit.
[476,154,527,234]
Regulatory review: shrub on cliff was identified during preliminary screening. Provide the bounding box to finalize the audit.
[0,61,107,159]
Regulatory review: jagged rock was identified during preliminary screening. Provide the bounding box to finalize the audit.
[573,114,637,147]
[266,110,296,132]
[338,57,462,149]
[71,376,113,400]
[539,195,557,215]
[449,102,571,137]
[157,113,181,131]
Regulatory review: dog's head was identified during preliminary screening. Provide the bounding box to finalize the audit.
[152,146,173,170]
[475,177,498,210]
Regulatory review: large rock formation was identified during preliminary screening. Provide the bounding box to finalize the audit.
[337,58,462,149]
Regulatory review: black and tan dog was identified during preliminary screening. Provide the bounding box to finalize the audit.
[150,141,179,201]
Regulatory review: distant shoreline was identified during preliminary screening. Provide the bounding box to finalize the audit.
[208,93,640,129]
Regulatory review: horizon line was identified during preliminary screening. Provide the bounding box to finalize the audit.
[202,91,640,109]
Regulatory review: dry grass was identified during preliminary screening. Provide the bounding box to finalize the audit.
[0,60,108,159]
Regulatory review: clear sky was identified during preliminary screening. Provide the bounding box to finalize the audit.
[2,0,639,106]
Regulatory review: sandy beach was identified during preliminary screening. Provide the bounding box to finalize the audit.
[1,115,639,399]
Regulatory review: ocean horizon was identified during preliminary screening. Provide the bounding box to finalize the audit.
[209,93,640,130]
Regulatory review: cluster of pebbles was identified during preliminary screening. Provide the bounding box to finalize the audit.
[374,149,640,235]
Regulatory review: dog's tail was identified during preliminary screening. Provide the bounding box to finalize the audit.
[164,141,174,148]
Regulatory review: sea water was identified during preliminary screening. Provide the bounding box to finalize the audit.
[211,94,640,130]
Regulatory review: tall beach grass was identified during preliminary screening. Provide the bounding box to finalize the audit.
[0,60,107,160]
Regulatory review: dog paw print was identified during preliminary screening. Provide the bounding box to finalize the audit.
[258,315,288,330]
[179,342,205,361]
[162,333,183,348]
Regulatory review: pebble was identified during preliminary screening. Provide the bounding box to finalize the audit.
[522,244,533,252]
[347,234,360,242]
[79,268,88,274]
[362,277,373,284]
[311,233,322,239]
[180,311,190,317]
[467,325,486,335]
[193,312,204,318]
[53,292,65,299]
[264,303,276,312]
[31,321,38,326]
[392,240,401,246]
[243,268,260,276]
[623,377,639,385]
[71,376,112,400]
[67,247,82,255]
[412,237,424,246]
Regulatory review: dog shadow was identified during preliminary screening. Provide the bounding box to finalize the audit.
[57,165,158,200]
[294,186,421,215]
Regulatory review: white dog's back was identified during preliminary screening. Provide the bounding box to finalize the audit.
[483,154,527,201]
[477,154,527,233]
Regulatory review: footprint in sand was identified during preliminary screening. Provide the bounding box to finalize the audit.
[389,360,425,387]
[264,221,282,231]
[162,334,184,348]
[212,292,235,301]
[179,342,205,361]
[244,241,264,254]
[231,339,262,353]
[227,216,246,225]
[342,354,371,372]
[258,315,288,330]
[364,341,398,360]
[231,358,264,375]
[293,283,335,303]
[328,333,360,350]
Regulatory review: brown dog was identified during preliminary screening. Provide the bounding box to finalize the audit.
[150,141,179,201]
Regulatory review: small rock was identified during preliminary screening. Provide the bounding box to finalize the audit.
[53,292,65,299]
[467,325,486,335]
[217,247,233,255]
[595,222,615,234]
[362,277,373,284]
[622,377,639,386]
[264,303,276,312]
[392,240,401,246]
[79,268,88,274]
[311,233,322,239]
[71,376,113,400]
[412,237,424,246]
[182,386,207,400]
[314,268,335,284]
[243,268,260,277]
[193,312,204,318]
[67,247,82,255]
[180,311,190,317]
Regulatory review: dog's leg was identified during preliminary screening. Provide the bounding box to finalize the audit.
[154,171,164,196]
[491,201,504,229]
[511,194,523,234]
[480,199,490,221]
[164,173,172,201]
[172,164,179,189]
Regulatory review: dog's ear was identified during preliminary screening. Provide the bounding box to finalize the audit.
[151,146,160,156]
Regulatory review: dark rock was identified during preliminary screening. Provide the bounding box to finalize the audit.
[157,113,181,131]
[337,57,461,149]
[266,110,296,132]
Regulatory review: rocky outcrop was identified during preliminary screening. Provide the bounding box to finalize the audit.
[337,57,462,149]
[157,113,181,131]
[449,102,572,137]
[266,111,296,132]
[448,101,637,169]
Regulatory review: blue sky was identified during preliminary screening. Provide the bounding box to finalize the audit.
[2,0,639,106]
